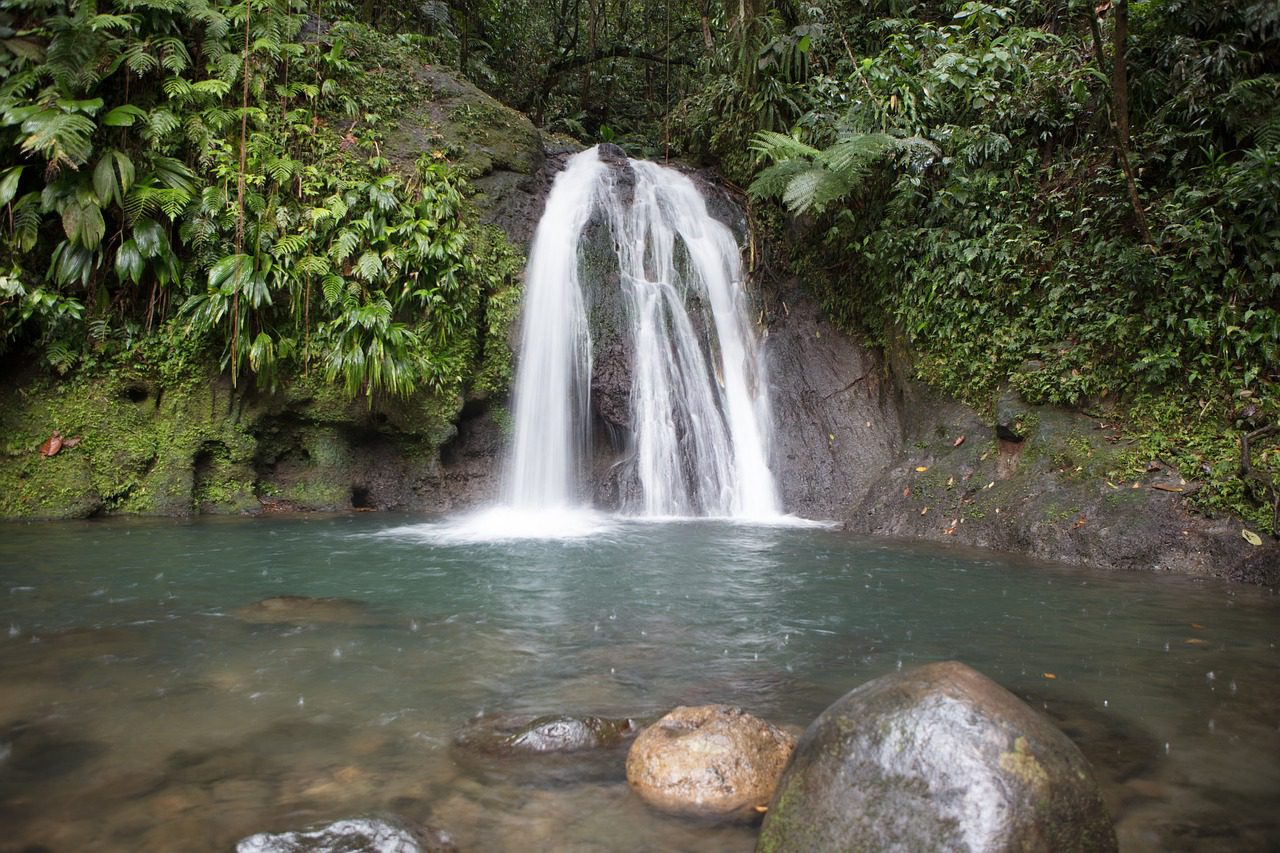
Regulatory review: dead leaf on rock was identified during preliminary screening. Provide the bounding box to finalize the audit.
[903,487,911,498]
[915,465,929,472]
[1184,638,1209,646]
[1073,515,1088,529]
[1151,483,1184,493]
[1241,528,1262,547]
[1043,672,1057,680]
[953,435,966,447]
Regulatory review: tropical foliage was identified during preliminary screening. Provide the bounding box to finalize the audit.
[733,0,1279,529]
[1,0,519,402]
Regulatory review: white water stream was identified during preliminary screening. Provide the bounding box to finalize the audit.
[505,146,780,519]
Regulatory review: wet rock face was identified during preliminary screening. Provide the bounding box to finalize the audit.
[758,661,1117,852]
[454,713,645,755]
[764,280,904,521]
[237,817,456,853]
[625,704,796,821]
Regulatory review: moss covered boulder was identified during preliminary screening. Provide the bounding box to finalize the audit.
[758,661,1115,852]
[384,64,546,248]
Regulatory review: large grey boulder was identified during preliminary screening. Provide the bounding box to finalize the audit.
[626,704,795,821]
[758,661,1116,852]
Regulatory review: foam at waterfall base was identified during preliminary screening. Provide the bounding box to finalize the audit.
[380,506,620,544]
[378,507,834,545]
[623,511,835,528]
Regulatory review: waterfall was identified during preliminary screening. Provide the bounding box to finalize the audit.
[505,145,780,519]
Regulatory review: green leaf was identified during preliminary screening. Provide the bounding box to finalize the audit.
[93,155,116,205]
[209,253,251,292]
[102,105,147,127]
[2,37,45,62]
[115,239,143,284]
[191,78,232,98]
[112,150,135,193]
[0,166,23,207]
[55,97,104,115]
[133,218,164,257]
[62,201,105,248]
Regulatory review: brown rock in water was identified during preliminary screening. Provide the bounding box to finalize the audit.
[758,661,1117,852]
[232,595,376,626]
[625,704,795,821]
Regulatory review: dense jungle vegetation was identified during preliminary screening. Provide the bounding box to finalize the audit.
[1,0,1277,531]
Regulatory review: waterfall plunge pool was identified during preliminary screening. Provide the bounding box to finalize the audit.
[1,514,1277,850]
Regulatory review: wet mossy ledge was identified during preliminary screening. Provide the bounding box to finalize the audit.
[0,56,540,522]
[0,365,503,519]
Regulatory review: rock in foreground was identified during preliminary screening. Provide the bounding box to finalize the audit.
[758,661,1116,852]
[237,817,455,853]
[626,704,795,821]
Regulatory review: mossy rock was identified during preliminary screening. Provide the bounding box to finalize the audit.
[384,66,543,180]
[758,661,1116,852]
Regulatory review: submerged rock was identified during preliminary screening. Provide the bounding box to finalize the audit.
[454,713,645,755]
[625,704,795,821]
[237,817,455,853]
[758,661,1117,852]
[232,596,376,627]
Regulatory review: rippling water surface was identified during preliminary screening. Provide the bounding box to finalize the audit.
[1,515,1276,850]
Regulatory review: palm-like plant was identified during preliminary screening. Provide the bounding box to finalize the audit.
[748,129,939,214]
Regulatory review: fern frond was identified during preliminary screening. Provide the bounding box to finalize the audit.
[748,160,812,200]
[749,129,820,163]
[821,133,896,174]
[782,168,852,215]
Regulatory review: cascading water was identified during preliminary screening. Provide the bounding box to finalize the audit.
[505,145,780,519]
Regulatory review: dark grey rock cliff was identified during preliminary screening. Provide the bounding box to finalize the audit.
[760,280,1278,584]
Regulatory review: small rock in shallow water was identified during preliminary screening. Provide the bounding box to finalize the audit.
[232,596,377,627]
[625,704,795,821]
[236,817,455,853]
[454,713,645,754]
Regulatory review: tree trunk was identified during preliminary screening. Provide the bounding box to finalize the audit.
[1110,0,1153,244]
